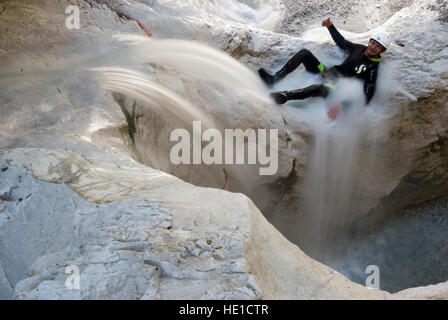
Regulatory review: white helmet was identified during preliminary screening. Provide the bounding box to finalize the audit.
[370,32,391,50]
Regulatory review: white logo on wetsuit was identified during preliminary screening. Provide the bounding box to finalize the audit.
[355,64,367,74]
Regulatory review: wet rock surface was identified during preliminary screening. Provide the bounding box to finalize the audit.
[0,149,393,299]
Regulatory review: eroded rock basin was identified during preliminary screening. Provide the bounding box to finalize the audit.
[0,148,394,300]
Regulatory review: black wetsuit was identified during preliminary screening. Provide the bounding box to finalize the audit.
[267,24,381,104]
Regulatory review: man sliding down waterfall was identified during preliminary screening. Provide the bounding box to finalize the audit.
[258,17,390,119]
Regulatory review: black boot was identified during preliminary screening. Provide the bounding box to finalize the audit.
[270,92,288,105]
[258,68,275,87]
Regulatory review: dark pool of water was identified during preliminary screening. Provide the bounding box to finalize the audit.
[318,197,448,293]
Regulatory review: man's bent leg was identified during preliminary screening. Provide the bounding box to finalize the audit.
[270,84,330,104]
[276,49,323,79]
[259,49,324,86]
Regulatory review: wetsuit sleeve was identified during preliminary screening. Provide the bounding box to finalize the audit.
[327,24,356,53]
[364,66,378,104]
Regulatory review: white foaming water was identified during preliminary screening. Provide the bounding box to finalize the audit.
[91,35,273,131]
[93,66,215,129]
[110,36,268,100]
[300,80,367,254]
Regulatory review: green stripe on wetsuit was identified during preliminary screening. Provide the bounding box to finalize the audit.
[318,63,325,72]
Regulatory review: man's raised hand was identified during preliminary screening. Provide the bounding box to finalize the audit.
[322,17,332,27]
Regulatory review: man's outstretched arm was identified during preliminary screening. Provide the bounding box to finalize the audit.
[322,17,356,54]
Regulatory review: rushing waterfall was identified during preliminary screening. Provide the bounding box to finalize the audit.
[275,76,385,260]
[300,85,366,256]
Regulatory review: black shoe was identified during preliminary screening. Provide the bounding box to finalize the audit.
[270,92,288,105]
[258,68,275,87]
